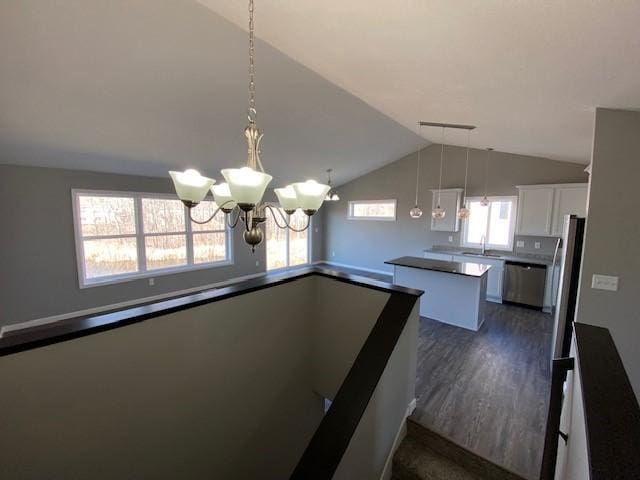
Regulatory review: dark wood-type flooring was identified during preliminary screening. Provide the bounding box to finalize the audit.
[317,263,552,480]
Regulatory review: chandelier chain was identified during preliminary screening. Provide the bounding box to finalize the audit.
[248,0,256,122]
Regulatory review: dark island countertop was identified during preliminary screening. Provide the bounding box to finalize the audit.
[385,256,491,278]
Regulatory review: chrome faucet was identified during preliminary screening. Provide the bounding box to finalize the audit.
[481,235,486,256]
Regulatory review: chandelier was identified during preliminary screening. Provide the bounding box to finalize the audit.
[169,0,330,252]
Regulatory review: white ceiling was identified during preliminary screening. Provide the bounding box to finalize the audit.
[199,0,640,164]
[0,0,424,186]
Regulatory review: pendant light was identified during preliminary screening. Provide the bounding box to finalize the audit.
[409,124,424,219]
[324,168,340,201]
[457,130,472,219]
[168,0,329,252]
[480,147,493,207]
[432,127,446,220]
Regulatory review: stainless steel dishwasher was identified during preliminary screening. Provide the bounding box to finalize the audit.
[502,261,546,309]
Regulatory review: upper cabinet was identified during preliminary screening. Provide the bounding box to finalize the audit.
[516,186,555,236]
[430,188,463,232]
[551,185,588,236]
[516,184,588,237]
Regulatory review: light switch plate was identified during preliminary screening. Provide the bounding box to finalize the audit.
[448,236,453,243]
[534,241,541,249]
[591,274,619,291]
[149,278,155,286]
[516,240,525,248]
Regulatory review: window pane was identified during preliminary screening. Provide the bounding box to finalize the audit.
[466,201,489,244]
[83,237,138,279]
[79,196,136,237]
[488,201,513,246]
[193,232,227,264]
[142,198,185,234]
[191,200,226,231]
[351,201,395,218]
[266,208,287,270]
[289,211,308,266]
[145,234,187,270]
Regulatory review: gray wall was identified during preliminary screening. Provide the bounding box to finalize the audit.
[576,108,640,396]
[0,164,323,327]
[322,144,588,272]
[0,274,415,479]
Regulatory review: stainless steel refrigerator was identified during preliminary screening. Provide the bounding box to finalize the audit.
[550,215,586,364]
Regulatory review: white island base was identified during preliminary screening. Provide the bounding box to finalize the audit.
[388,258,490,331]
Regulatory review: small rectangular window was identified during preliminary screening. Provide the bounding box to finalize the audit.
[461,196,518,251]
[348,200,397,221]
[73,190,231,287]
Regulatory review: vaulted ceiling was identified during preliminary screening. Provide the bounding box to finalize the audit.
[201,0,640,164]
[0,0,424,186]
[2,1,639,187]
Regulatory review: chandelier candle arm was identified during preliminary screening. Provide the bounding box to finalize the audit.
[188,199,237,224]
[264,205,311,232]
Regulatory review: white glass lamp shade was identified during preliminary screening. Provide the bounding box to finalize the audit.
[431,206,446,219]
[410,206,423,218]
[275,185,300,211]
[211,183,237,211]
[169,169,215,206]
[221,167,272,209]
[457,206,471,219]
[292,180,331,213]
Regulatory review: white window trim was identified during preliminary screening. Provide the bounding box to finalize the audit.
[72,189,234,289]
[347,199,397,221]
[264,203,313,272]
[460,195,518,251]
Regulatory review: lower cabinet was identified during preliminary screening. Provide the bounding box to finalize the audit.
[450,254,504,303]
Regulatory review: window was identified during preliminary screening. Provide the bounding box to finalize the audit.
[461,196,518,251]
[73,190,231,287]
[265,207,310,271]
[348,199,396,221]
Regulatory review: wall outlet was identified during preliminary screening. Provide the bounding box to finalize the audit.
[255,260,260,267]
[516,240,525,248]
[534,241,541,249]
[332,251,335,257]
[591,274,619,291]
[148,278,155,286]
[315,227,319,233]
[448,236,453,243]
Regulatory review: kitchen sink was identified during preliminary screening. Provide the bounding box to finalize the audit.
[461,252,503,258]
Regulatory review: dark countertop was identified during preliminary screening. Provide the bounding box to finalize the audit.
[0,266,423,357]
[423,247,555,266]
[385,256,491,278]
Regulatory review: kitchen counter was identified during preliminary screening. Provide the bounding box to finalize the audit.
[385,256,491,278]
[387,256,488,331]
[424,247,554,266]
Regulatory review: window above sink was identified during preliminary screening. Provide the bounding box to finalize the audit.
[460,196,518,251]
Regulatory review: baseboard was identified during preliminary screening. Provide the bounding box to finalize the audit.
[319,260,392,277]
[0,271,267,337]
[379,398,417,480]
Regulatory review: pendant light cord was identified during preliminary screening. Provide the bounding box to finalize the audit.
[463,129,470,206]
[484,148,491,198]
[438,127,445,206]
[247,0,256,122]
[415,126,422,206]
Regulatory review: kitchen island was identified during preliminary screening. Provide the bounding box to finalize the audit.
[385,256,491,331]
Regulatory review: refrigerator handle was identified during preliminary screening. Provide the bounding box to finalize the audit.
[550,237,562,308]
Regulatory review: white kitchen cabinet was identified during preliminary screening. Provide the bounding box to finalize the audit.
[451,254,504,303]
[430,189,464,232]
[516,183,588,237]
[551,185,588,236]
[516,186,555,236]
